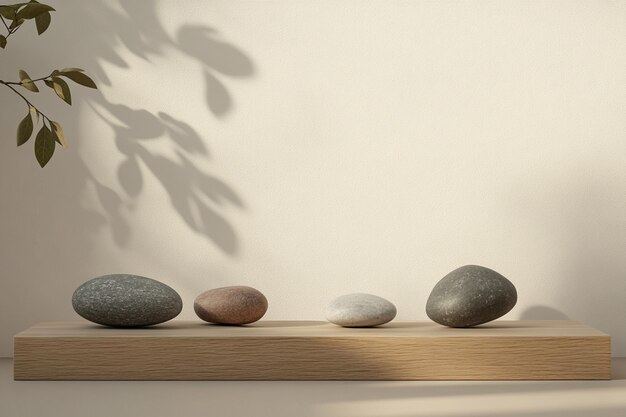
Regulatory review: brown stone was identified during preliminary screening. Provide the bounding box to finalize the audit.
[194,286,268,325]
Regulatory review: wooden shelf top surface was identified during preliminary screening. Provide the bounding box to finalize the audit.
[16,320,609,338]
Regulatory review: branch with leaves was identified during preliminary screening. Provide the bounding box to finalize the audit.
[0,1,97,167]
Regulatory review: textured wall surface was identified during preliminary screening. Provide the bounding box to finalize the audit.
[1,0,624,357]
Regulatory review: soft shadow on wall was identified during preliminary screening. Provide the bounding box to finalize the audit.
[503,172,626,355]
[0,0,254,356]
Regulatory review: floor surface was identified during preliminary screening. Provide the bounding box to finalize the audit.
[1,358,626,417]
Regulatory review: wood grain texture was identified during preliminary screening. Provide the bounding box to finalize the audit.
[14,320,611,381]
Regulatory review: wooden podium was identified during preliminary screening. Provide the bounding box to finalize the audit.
[14,320,610,380]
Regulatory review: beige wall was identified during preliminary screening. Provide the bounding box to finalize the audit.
[1,0,624,357]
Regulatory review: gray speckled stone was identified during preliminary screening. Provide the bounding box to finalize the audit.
[426,265,517,328]
[72,274,183,327]
[326,293,397,327]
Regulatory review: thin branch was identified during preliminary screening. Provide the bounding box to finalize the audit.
[0,16,21,41]
[1,72,56,86]
[0,81,53,123]
[0,16,10,35]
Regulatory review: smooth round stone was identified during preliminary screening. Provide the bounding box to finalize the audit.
[194,286,268,325]
[326,293,397,327]
[426,265,517,328]
[72,274,183,327]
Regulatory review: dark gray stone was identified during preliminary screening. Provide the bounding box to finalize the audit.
[72,274,183,327]
[326,293,397,327]
[426,265,517,327]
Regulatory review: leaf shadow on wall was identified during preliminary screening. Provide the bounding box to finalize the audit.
[91,103,244,254]
[42,0,253,254]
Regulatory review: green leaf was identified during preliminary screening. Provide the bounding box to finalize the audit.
[51,76,71,105]
[50,120,67,148]
[18,69,39,92]
[35,10,50,34]
[8,3,28,11]
[0,5,16,19]
[61,71,97,89]
[60,67,84,73]
[18,69,31,81]
[9,18,24,30]
[29,105,39,124]
[21,81,38,92]
[20,80,38,91]
[16,111,33,146]
[0,35,6,49]
[44,79,54,89]
[16,3,54,20]
[34,125,55,167]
